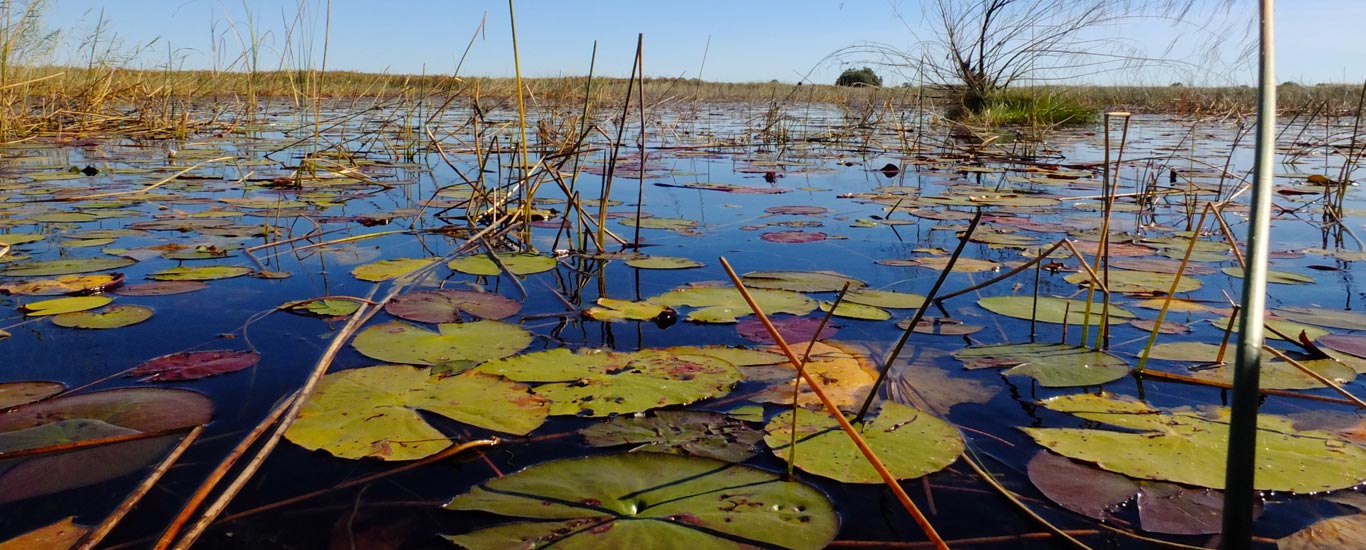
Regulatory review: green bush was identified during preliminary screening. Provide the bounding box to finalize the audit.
[835,67,882,88]
[954,91,1097,127]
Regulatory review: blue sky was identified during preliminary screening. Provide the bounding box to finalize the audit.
[37,1,1366,86]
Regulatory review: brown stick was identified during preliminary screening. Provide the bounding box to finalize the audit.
[76,425,205,550]
[719,257,949,550]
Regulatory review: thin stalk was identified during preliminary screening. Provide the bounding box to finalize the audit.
[1135,204,1212,372]
[1222,1,1276,546]
[787,282,852,479]
[507,0,532,230]
[77,426,206,550]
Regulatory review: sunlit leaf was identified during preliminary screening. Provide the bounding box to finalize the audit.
[741,270,866,292]
[624,256,704,270]
[1279,513,1366,550]
[1222,266,1315,285]
[584,298,673,323]
[448,253,557,276]
[764,401,963,483]
[1064,268,1202,294]
[352,320,531,366]
[748,342,877,412]
[581,410,763,462]
[0,273,124,296]
[818,300,890,320]
[649,285,814,323]
[147,265,252,281]
[0,256,136,277]
[445,453,838,550]
[978,296,1136,325]
[844,289,926,309]
[351,258,432,282]
[0,517,88,550]
[51,305,153,329]
[955,343,1129,387]
[112,280,207,296]
[287,365,547,461]
[21,295,112,317]
[475,348,742,417]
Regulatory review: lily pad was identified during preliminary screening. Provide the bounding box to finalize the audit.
[0,517,89,550]
[955,343,1130,387]
[580,410,764,462]
[1064,268,1202,294]
[741,270,866,292]
[1275,306,1366,331]
[878,256,1001,273]
[281,298,362,318]
[1212,316,1331,342]
[1279,513,1366,550]
[351,258,432,282]
[0,381,65,410]
[1185,358,1355,390]
[1022,393,1366,492]
[584,298,673,323]
[147,265,252,281]
[21,295,112,317]
[0,256,136,277]
[624,256,704,270]
[52,305,153,329]
[1027,451,1137,520]
[760,230,827,243]
[818,300,890,321]
[736,316,837,344]
[112,280,208,296]
[844,289,926,309]
[1222,266,1315,285]
[0,273,124,296]
[763,401,963,483]
[649,285,815,323]
[978,295,1136,325]
[385,289,521,322]
[475,348,742,417]
[353,320,531,366]
[129,350,260,381]
[448,253,557,276]
[444,453,838,550]
[747,341,878,411]
[287,365,548,461]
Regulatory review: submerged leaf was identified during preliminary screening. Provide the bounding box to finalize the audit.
[352,320,531,366]
[624,255,704,270]
[0,256,135,277]
[955,343,1129,387]
[129,350,260,381]
[445,453,838,550]
[385,289,521,322]
[580,410,763,462]
[147,265,251,281]
[741,270,866,292]
[650,285,814,323]
[287,365,547,460]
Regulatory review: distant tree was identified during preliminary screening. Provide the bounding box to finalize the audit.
[835,67,882,87]
[1170,82,1184,87]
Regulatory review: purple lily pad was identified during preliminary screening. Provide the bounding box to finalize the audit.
[130,350,260,382]
[385,289,522,323]
[736,316,837,344]
[760,230,827,243]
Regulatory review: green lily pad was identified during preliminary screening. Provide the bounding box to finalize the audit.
[818,300,891,320]
[955,343,1130,387]
[475,348,742,417]
[1064,269,1202,294]
[584,298,673,322]
[448,253,557,276]
[1186,358,1355,390]
[624,255,704,270]
[664,345,788,368]
[351,258,432,282]
[1279,512,1366,550]
[649,285,815,323]
[978,295,1136,325]
[1275,306,1366,331]
[0,233,44,245]
[286,365,548,461]
[1212,316,1331,342]
[51,305,153,329]
[0,256,136,277]
[147,265,252,281]
[741,270,867,292]
[385,289,521,323]
[878,256,1001,273]
[0,381,65,410]
[1022,393,1366,492]
[21,295,112,317]
[1222,266,1315,285]
[580,410,764,462]
[619,217,700,231]
[281,298,362,318]
[844,289,926,309]
[0,517,89,549]
[763,401,963,484]
[444,453,838,550]
[352,320,531,366]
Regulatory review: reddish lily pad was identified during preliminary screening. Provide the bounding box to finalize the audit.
[0,273,125,296]
[112,280,208,296]
[0,381,65,410]
[760,230,827,243]
[129,350,260,381]
[385,289,521,323]
[737,316,837,344]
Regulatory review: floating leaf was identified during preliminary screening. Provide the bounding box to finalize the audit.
[896,316,984,336]
[147,265,251,281]
[978,295,1136,325]
[760,230,827,243]
[1275,306,1366,331]
[888,363,998,414]
[281,298,361,318]
[0,273,124,296]
[747,341,878,411]
[581,410,763,462]
[385,289,521,322]
[0,381,64,410]
[619,216,700,231]
[287,365,547,460]
[955,343,1130,387]
[1212,316,1330,342]
[112,280,207,296]
[1136,482,1228,535]
[444,453,838,550]
[649,285,814,323]
[584,297,673,323]
[475,348,741,417]
[0,233,44,245]
[0,256,135,277]
[1279,513,1366,550]
[1185,358,1355,390]
[624,256,704,270]
[819,300,890,321]
[52,305,153,329]
[764,401,963,483]
[447,253,556,276]
[352,320,531,366]
[1022,393,1366,492]
[1064,268,1202,294]
[1222,266,1315,285]
[351,258,432,282]
[878,256,1001,272]
[844,289,926,309]
[21,295,112,317]
[1027,451,1136,520]
[665,345,788,368]
[741,270,866,292]
[0,517,89,550]
[736,316,836,344]
[130,350,260,381]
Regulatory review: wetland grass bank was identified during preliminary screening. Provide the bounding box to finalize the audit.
[5,61,1366,550]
